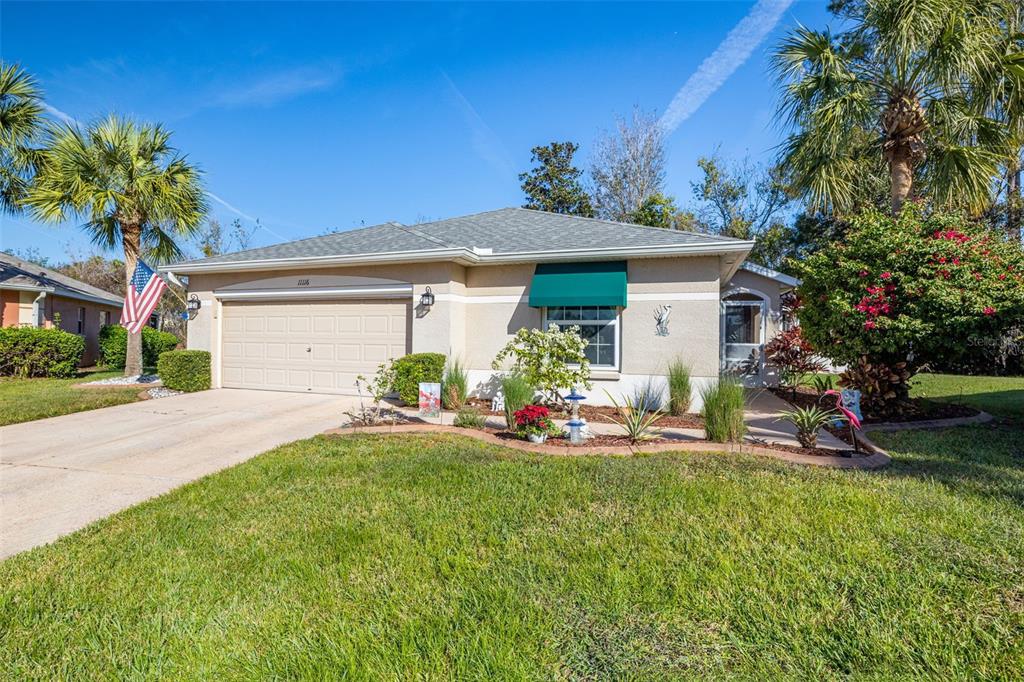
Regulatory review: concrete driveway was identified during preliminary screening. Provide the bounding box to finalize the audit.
[1,389,356,560]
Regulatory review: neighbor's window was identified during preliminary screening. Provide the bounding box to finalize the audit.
[77,307,85,334]
[543,306,619,368]
[99,310,109,327]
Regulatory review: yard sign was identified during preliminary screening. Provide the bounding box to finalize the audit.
[419,382,441,418]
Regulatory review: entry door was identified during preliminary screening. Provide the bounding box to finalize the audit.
[721,299,765,386]
[221,299,410,394]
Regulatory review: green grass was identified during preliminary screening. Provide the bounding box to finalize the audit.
[2,432,1022,678]
[0,368,143,426]
[910,373,1024,419]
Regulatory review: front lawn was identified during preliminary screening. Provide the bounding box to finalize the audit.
[2,433,1022,678]
[911,373,1024,419]
[0,369,143,426]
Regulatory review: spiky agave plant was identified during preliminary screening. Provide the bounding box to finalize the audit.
[605,390,664,443]
[777,405,836,449]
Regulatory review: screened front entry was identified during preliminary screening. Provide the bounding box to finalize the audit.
[721,293,765,385]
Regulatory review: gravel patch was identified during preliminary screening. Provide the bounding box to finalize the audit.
[147,387,183,400]
[82,374,160,386]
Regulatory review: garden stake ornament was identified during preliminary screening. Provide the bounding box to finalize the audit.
[824,389,861,453]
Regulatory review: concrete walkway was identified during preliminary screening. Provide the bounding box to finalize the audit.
[1,389,355,560]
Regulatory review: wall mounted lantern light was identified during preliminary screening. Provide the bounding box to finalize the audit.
[184,294,202,321]
[419,286,435,309]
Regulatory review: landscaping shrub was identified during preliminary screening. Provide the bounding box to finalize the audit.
[500,373,535,429]
[157,350,211,392]
[453,408,486,429]
[442,357,469,410]
[701,379,746,443]
[0,326,85,378]
[99,325,179,369]
[492,325,590,404]
[764,327,826,395]
[667,359,692,415]
[795,205,1024,414]
[392,353,446,405]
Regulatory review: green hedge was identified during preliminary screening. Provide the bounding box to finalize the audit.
[392,352,446,405]
[157,350,211,392]
[99,325,179,369]
[0,326,85,378]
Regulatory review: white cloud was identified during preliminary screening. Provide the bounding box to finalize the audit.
[42,102,78,126]
[214,66,341,108]
[442,71,515,178]
[659,0,795,134]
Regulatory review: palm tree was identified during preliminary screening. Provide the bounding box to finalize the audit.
[26,116,207,376]
[974,3,1024,238]
[772,0,1013,215]
[0,62,45,214]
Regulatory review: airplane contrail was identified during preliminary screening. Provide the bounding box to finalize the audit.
[659,0,795,133]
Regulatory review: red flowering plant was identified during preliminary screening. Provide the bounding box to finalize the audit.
[764,326,827,396]
[513,404,559,438]
[794,206,1024,415]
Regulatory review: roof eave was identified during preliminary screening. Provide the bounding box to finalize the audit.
[163,241,756,276]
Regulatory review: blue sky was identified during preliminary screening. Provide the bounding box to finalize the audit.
[1,1,831,262]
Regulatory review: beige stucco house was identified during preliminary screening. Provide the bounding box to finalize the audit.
[0,251,123,366]
[166,209,796,408]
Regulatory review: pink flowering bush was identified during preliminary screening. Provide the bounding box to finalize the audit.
[795,206,1024,412]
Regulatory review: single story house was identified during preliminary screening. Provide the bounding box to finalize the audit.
[166,208,797,408]
[0,251,123,366]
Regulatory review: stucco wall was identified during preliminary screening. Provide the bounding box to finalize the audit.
[184,255,726,407]
[46,295,121,366]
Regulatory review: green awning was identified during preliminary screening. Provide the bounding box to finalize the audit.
[527,261,627,308]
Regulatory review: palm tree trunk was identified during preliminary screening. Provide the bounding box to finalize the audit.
[1008,153,1022,242]
[122,223,144,377]
[887,144,914,215]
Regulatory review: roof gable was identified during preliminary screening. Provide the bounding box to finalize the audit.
[0,252,123,306]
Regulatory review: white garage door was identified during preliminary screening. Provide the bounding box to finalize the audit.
[221,299,410,394]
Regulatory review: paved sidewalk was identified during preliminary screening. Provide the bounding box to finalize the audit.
[1,389,355,559]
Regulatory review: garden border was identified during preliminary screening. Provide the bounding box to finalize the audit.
[862,410,994,433]
[324,424,892,470]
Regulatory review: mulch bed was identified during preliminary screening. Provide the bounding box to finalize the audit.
[463,398,704,429]
[487,428,669,447]
[771,387,978,424]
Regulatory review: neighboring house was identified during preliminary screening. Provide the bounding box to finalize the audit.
[0,251,123,366]
[166,208,797,407]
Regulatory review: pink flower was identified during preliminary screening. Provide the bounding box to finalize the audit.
[859,270,869,278]
[952,258,960,266]
[880,272,892,280]
[864,320,877,330]
[983,306,996,316]
[999,274,1007,281]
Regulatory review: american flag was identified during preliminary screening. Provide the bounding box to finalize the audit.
[121,260,167,334]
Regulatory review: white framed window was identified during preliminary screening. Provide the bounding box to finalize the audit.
[76,307,85,334]
[542,306,620,369]
[99,310,109,327]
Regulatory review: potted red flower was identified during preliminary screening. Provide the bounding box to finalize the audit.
[514,404,557,443]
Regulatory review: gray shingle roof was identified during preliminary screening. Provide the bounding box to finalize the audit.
[0,251,123,306]
[173,207,749,268]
